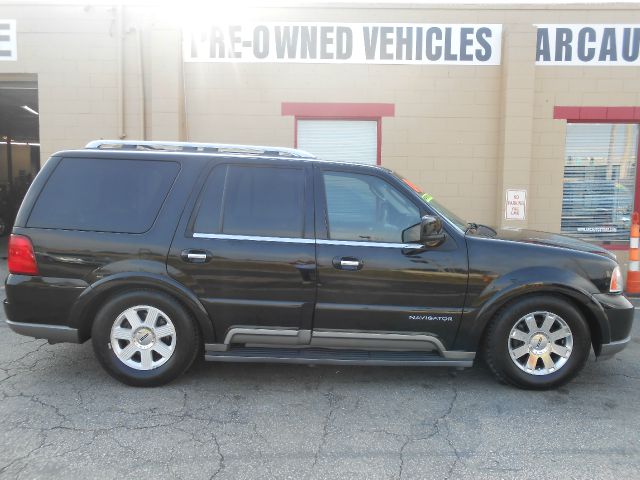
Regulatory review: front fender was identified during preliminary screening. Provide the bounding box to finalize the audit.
[68,272,215,343]
[454,266,610,352]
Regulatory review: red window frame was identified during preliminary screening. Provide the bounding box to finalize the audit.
[281,103,395,166]
[554,106,640,250]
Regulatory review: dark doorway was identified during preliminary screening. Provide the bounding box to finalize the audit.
[0,76,40,236]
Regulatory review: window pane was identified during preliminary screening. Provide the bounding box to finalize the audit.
[193,165,227,234]
[222,165,305,237]
[323,172,420,243]
[561,123,639,244]
[28,157,179,233]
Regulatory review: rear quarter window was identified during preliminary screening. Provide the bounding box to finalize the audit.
[27,157,180,233]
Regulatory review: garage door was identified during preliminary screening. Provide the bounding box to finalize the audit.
[296,119,378,165]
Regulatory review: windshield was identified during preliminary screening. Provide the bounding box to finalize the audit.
[394,173,468,231]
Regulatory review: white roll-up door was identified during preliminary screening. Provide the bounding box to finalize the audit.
[561,123,639,245]
[297,119,378,165]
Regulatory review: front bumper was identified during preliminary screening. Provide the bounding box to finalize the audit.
[599,336,631,359]
[593,293,634,359]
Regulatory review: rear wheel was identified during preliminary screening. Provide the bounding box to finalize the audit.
[483,295,591,389]
[92,290,200,387]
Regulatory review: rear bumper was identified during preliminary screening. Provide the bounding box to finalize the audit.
[4,273,87,340]
[5,318,81,344]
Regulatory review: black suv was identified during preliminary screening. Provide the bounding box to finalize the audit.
[4,140,634,389]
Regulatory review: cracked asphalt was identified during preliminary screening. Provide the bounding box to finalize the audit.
[1,256,640,479]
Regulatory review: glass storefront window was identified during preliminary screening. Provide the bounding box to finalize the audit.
[561,123,639,245]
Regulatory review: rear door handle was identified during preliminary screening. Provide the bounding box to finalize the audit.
[341,260,360,267]
[332,256,363,271]
[181,249,212,264]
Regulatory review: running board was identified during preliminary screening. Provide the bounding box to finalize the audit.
[204,347,474,367]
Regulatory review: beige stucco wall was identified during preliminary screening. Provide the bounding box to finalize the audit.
[0,2,639,248]
[528,7,640,235]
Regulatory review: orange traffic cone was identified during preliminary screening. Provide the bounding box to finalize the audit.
[626,212,640,295]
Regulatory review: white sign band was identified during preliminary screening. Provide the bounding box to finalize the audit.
[0,20,17,61]
[184,22,503,65]
[535,24,640,66]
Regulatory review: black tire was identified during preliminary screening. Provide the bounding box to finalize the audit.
[483,295,591,390]
[92,290,200,387]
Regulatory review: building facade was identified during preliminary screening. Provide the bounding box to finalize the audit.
[1,2,639,267]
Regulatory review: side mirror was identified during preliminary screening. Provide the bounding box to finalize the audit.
[420,215,446,246]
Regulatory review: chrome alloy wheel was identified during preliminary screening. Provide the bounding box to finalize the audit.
[507,311,573,376]
[110,305,177,371]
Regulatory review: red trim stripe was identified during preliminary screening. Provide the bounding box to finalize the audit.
[282,102,395,118]
[554,106,640,122]
[601,245,631,251]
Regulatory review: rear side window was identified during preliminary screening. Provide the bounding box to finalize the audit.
[194,164,305,238]
[27,157,179,233]
[193,165,227,234]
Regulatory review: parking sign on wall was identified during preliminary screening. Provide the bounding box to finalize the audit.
[505,189,527,220]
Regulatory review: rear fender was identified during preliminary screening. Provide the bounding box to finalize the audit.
[68,272,215,343]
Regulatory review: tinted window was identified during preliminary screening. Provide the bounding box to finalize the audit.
[323,171,421,243]
[194,164,305,238]
[193,165,227,234]
[28,157,179,233]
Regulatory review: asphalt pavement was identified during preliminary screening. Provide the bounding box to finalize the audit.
[0,253,639,479]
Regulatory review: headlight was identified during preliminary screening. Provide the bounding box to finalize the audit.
[610,265,624,293]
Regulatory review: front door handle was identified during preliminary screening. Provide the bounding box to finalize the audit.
[332,256,363,271]
[181,249,212,264]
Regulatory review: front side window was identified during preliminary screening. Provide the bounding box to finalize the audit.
[393,173,468,231]
[194,164,305,238]
[561,123,639,245]
[322,171,421,243]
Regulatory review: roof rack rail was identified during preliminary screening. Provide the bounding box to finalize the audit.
[84,140,316,159]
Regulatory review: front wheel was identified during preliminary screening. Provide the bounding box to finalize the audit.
[483,295,591,390]
[92,290,200,387]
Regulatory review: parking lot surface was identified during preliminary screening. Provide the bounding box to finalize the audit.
[1,256,639,479]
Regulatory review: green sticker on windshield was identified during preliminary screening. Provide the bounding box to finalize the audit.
[421,193,433,203]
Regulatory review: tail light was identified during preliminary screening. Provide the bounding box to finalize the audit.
[7,234,39,276]
[609,265,623,293]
